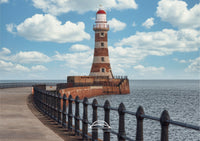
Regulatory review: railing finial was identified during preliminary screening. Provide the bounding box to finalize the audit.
[136,106,144,141]
[160,110,170,141]
[118,102,126,141]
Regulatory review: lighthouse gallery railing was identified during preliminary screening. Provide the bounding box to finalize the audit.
[33,85,200,141]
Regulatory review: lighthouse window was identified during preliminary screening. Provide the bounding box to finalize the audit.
[102,68,105,72]
[101,42,104,47]
[100,32,105,37]
[101,57,104,62]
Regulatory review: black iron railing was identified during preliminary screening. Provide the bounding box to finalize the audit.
[33,86,200,141]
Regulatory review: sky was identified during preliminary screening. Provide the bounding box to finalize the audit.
[0,0,199,80]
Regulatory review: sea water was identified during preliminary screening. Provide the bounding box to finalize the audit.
[86,80,200,141]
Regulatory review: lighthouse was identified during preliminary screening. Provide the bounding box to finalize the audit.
[89,8,113,79]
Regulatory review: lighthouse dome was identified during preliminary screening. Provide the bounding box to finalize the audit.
[97,9,106,14]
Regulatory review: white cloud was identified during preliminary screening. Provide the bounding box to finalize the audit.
[6,24,15,34]
[31,65,48,71]
[0,60,30,72]
[0,0,8,4]
[70,44,90,51]
[7,14,90,43]
[142,17,154,29]
[173,58,187,63]
[134,65,165,75]
[11,51,51,64]
[0,48,51,64]
[54,50,93,69]
[109,46,145,67]
[156,0,200,29]
[32,0,137,15]
[108,18,126,32]
[115,28,200,59]
[0,48,11,60]
[185,57,200,73]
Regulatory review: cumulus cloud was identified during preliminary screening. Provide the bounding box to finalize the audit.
[134,65,165,72]
[11,51,51,64]
[70,44,90,51]
[7,14,90,43]
[185,57,200,73]
[32,0,137,15]
[0,48,11,60]
[108,18,126,32]
[0,60,30,72]
[6,24,15,34]
[142,17,154,29]
[0,0,8,4]
[31,65,48,71]
[173,58,187,63]
[115,28,200,58]
[0,48,51,64]
[0,47,51,75]
[109,46,145,67]
[133,65,165,76]
[54,50,93,69]
[156,0,200,29]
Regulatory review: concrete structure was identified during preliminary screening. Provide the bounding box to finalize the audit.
[90,8,113,78]
[57,75,130,104]
[0,87,63,141]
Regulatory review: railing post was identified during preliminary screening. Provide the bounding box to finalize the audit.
[92,99,98,140]
[160,110,170,141]
[68,95,73,131]
[52,92,56,120]
[57,93,61,124]
[62,94,67,128]
[47,92,50,116]
[44,91,47,115]
[75,96,80,135]
[118,103,126,141]
[104,100,110,141]
[41,90,44,112]
[136,106,144,141]
[53,92,56,120]
[54,92,58,121]
[82,97,88,140]
[46,92,50,116]
[49,92,53,119]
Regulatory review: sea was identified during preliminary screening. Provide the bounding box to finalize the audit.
[0,80,199,140]
[87,80,200,141]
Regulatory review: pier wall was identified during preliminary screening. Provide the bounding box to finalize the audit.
[58,76,130,102]
[59,86,103,100]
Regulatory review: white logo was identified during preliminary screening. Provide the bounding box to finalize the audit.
[89,120,111,130]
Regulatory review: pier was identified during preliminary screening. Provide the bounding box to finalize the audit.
[0,87,63,141]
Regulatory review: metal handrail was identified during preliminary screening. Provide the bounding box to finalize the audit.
[33,85,200,141]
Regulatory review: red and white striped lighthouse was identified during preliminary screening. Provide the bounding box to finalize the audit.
[89,8,113,78]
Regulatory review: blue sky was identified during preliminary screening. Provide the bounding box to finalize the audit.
[0,0,199,80]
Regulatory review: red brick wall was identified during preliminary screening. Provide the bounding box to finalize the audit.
[59,79,130,108]
[119,79,130,94]
[60,86,103,100]
[91,63,111,72]
[94,48,109,56]
[59,86,103,108]
[95,33,107,42]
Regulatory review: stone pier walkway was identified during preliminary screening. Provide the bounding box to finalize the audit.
[0,87,63,141]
